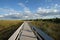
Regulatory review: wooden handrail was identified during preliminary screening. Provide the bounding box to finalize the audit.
[30,25,54,40]
[8,23,24,40]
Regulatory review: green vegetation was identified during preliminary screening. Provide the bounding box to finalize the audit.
[30,18,60,40]
[0,20,23,40]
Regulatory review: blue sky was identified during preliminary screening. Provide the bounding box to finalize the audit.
[0,0,60,19]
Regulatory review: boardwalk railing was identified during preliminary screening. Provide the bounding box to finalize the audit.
[30,25,54,40]
[8,23,24,40]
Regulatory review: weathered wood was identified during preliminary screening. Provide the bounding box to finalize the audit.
[20,22,37,40]
[8,23,24,40]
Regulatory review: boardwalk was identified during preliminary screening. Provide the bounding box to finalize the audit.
[20,22,37,40]
[8,22,53,40]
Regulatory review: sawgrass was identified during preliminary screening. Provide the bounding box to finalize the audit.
[31,21,60,40]
[0,20,23,40]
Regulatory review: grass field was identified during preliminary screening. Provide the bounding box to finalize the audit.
[30,21,60,40]
[0,20,23,40]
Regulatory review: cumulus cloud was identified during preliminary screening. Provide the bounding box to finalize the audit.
[0,3,60,19]
[0,15,4,17]
[18,3,26,8]
[0,6,60,19]
[18,3,30,13]
[0,7,39,19]
[18,2,31,13]
[36,7,60,19]
[0,8,23,19]
[18,3,37,19]
[37,7,59,14]
[54,4,60,8]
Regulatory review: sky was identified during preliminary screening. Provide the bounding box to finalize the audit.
[0,0,60,20]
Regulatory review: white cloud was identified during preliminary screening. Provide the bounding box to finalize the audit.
[24,7,31,14]
[54,4,60,7]
[24,16,28,18]
[0,3,60,19]
[0,15,4,17]
[55,4,58,7]
[18,3,26,8]
[4,14,9,16]
[37,7,59,13]
[0,8,23,19]
[51,4,60,9]
[18,2,36,19]
[53,9,58,12]
[18,2,31,13]
[0,7,60,19]
[36,7,60,19]
[0,7,39,19]
[37,7,50,13]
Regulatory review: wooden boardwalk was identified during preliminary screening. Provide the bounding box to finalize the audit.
[20,22,37,40]
[8,22,53,40]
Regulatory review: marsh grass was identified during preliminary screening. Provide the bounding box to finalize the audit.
[31,21,60,40]
[0,20,23,40]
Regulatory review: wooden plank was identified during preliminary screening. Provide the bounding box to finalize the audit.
[20,22,37,40]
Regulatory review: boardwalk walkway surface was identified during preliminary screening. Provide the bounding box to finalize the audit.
[20,22,37,40]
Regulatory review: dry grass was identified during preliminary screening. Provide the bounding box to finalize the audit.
[0,20,23,40]
[31,21,60,40]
